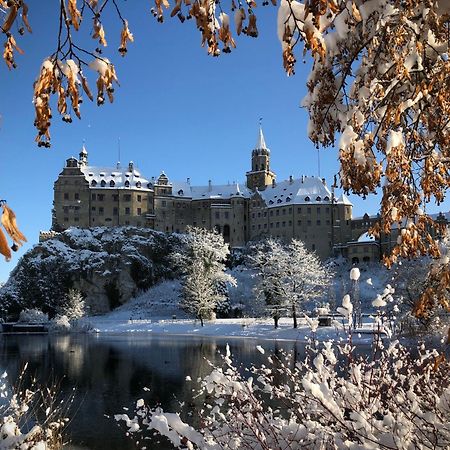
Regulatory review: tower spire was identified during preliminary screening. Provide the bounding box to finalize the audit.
[256,118,267,150]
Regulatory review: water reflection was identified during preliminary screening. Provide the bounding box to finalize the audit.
[0,334,302,450]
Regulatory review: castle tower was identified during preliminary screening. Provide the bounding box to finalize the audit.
[79,145,88,166]
[246,126,276,191]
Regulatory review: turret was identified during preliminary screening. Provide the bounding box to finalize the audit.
[246,126,276,191]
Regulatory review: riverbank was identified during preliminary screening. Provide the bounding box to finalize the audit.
[82,316,384,343]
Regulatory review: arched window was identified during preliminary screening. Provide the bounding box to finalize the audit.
[286,197,291,202]
[304,196,310,202]
[136,181,141,188]
[277,199,282,204]
[91,180,97,187]
[316,196,322,201]
[324,196,330,201]
[125,180,130,188]
[178,189,184,196]
[100,180,106,187]
[269,200,274,204]
[110,180,115,187]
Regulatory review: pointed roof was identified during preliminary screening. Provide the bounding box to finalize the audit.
[336,193,353,206]
[255,126,268,150]
[80,144,88,155]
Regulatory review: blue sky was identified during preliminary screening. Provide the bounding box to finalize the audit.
[0,3,448,282]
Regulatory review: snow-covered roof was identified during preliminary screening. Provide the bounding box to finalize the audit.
[81,165,153,191]
[170,182,252,200]
[259,176,336,207]
[357,232,376,243]
[336,193,353,206]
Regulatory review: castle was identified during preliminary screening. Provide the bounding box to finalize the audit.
[51,127,399,263]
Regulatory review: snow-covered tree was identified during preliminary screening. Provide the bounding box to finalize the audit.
[58,288,86,321]
[174,227,236,326]
[249,238,332,328]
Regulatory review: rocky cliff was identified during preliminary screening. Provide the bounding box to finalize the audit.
[0,227,184,318]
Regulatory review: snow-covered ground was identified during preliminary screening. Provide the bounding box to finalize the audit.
[82,314,385,343]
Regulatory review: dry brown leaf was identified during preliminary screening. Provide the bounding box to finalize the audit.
[0,228,11,262]
[21,2,32,33]
[119,20,134,56]
[1,204,27,247]
[2,3,18,33]
[68,0,82,30]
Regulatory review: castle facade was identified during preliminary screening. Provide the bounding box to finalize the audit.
[52,128,385,261]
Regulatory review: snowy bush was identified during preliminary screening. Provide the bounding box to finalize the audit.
[50,314,71,332]
[0,365,69,449]
[18,309,48,324]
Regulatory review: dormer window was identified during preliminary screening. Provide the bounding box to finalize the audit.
[110,180,115,187]
[286,197,291,202]
[147,183,152,189]
[125,180,130,188]
[316,196,322,201]
[305,196,310,202]
[136,181,142,188]
[269,200,274,204]
[277,199,282,204]
[100,180,106,187]
[178,189,184,196]
[324,196,330,201]
[91,180,97,187]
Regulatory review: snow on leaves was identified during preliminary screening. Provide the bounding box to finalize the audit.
[0,202,26,262]
[118,338,450,450]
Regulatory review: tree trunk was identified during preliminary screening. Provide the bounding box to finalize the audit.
[273,315,279,329]
[292,304,298,329]
[200,315,204,327]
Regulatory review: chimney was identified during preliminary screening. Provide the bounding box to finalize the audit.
[187,177,190,184]
[128,161,134,172]
[289,175,293,184]
[116,161,121,169]
[322,178,326,185]
[301,175,305,183]
[208,180,212,192]
[272,179,276,188]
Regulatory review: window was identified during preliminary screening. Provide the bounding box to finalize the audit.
[91,180,97,187]
[324,196,330,201]
[305,196,310,202]
[326,207,330,214]
[64,217,69,222]
[297,220,301,225]
[283,209,286,215]
[252,213,255,218]
[74,193,79,200]
[101,180,106,187]
[282,221,286,227]
[316,196,321,201]
[162,200,166,207]
[63,206,69,213]
[64,193,69,200]
[125,207,130,215]
[289,220,292,226]
[112,194,119,201]
[264,212,267,217]
[224,212,229,219]
[288,208,292,213]
[276,210,280,216]
[136,181,142,188]
[137,195,142,202]
[113,207,118,216]
[92,194,96,201]
[297,207,302,213]
[307,220,311,226]
[215,212,220,219]
[317,220,321,225]
[110,180,115,187]
[312,244,316,251]
[91,206,96,211]
[264,223,267,228]
[137,208,142,216]
[178,189,184,196]
[98,194,104,201]
[270,211,274,216]
[317,207,321,214]
[270,223,273,228]
[74,217,79,222]
[99,207,104,216]
[307,207,311,214]
[124,194,131,202]
[276,222,280,228]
